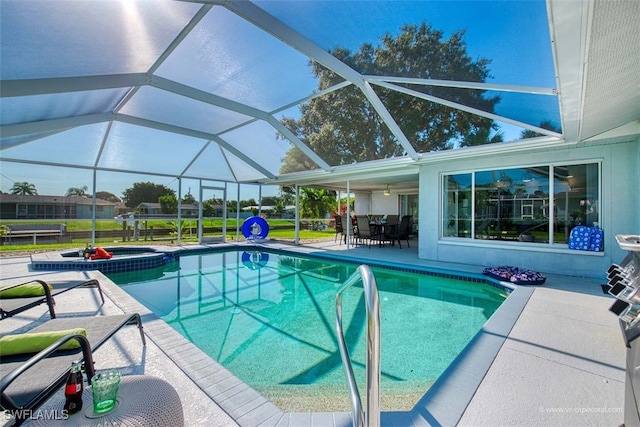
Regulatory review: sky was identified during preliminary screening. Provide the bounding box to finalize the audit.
[257,0,555,87]
[0,167,281,202]
[258,0,557,141]
[0,0,556,202]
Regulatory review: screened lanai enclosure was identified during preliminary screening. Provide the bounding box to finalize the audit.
[1,0,639,259]
[1,1,560,189]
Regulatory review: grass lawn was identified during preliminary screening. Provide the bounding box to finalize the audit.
[0,218,337,254]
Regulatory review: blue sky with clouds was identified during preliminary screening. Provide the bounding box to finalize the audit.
[1,1,556,201]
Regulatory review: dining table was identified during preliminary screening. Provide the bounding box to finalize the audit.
[369,221,388,247]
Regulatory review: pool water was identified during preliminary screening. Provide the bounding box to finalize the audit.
[108,249,508,412]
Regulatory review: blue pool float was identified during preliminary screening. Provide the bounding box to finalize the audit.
[242,251,270,270]
[241,216,270,241]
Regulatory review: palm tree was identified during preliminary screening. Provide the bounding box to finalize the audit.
[10,181,37,195]
[300,187,336,218]
[66,186,89,197]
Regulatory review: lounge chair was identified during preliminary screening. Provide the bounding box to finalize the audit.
[0,313,145,425]
[0,279,104,320]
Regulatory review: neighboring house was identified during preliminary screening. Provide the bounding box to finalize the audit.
[0,194,118,220]
[136,202,200,218]
[207,204,226,218]
[113,202,129,217]
[241,205,297,219]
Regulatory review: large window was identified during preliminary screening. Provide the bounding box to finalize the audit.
[442,162,600,245]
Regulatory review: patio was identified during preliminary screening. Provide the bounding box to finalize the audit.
[0,239,625,426]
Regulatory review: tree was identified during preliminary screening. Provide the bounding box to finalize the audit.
[241,198,257,209]
[279,187,296,206]
[182,190,196,205]
[300,187,336,218]
[66,186,89,197]
[202,199,219,217]
[10,181,37,195]
[338,196,355,215]
[261,196,278,206]
[271,198,288,216]
[95,191,121,203]
[122,182,175,208]
[461,124,504,147]
[279,22,500,173]
[158,194,178,214]
[520,120,561,139]
[227,200,238,213]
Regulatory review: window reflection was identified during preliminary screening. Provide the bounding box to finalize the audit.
[553,163,599,243]
[443,173,472,238]
[442,162,600,245]
[474,167,550,242]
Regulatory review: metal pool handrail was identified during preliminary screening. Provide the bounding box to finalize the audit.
[335,264,381,427]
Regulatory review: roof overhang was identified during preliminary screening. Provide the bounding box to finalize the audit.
[265,156,420,193]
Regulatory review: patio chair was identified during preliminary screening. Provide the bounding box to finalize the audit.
[340,215,358,245]
[385,215,399,228]
[381,215,399,246]
[356,215,381,247]
[386,215,413,248]
[0,313,146,425]
[334,215,344,244]
[0,279,105,320]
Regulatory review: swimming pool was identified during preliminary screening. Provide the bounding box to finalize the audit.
[108,248,508,412]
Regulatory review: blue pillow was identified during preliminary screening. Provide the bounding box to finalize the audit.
[589,227,604,251]
[568,225,591,250]
[568,225,604,251]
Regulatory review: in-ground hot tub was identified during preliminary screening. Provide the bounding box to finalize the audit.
[31,246,179,274]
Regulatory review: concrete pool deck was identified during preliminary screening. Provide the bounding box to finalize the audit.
[0,239,626,426]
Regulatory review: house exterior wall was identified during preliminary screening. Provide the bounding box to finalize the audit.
[358,191,401,217]
[353,192,371,217]
[371,190,399,215]
[75,204,116,219]
[0,195,117,219]
[76,205,92,219]
[417,138,640,279]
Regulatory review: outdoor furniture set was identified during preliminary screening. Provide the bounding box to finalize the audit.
[335,214,413,248]
[0,279,184,426]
